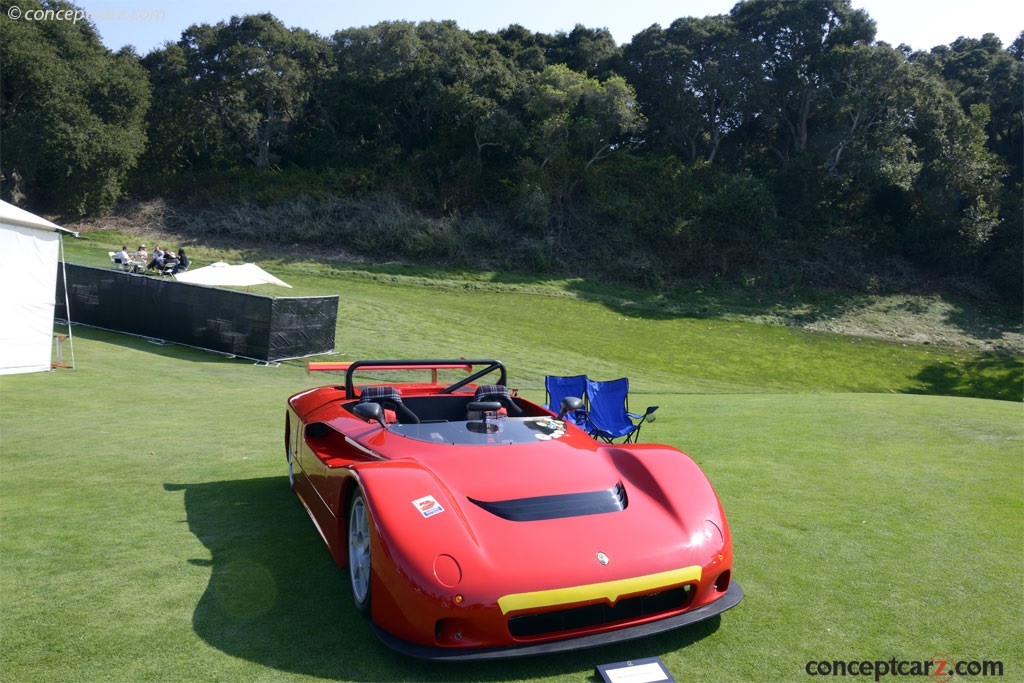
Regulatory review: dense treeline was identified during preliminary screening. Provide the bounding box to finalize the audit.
[2,0,1021,299]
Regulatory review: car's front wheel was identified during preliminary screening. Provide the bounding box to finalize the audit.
[347,489,372,617]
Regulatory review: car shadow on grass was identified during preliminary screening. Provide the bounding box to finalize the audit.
[166,476,720,681]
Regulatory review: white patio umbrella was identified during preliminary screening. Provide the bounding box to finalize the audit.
[174,262,292,288]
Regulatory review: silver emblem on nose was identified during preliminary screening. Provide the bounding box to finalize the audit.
[596,552,609,565]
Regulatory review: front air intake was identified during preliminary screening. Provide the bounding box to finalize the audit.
[508,585,693,638]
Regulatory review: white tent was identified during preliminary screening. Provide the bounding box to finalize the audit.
[0,200,79,375]
[174,261,292,288]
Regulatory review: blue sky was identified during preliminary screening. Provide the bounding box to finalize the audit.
[79,0,1021,55]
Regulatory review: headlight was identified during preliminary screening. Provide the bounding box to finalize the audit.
[701,519,724,547]
[433,553,462,587]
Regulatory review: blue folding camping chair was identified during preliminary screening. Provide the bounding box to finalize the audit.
[583,377,658,443]
[544,374,588,426]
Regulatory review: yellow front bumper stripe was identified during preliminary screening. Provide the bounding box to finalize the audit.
[497,565,702,615]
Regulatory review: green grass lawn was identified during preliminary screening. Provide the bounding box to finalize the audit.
[1,236,1021,681]
[61,230,1023,401]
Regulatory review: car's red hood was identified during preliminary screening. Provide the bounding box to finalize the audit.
[353,432,729,598]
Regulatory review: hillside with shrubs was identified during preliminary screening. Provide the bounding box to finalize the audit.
[2,0,1021,301]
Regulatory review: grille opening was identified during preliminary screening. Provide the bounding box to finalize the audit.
[714,570,731,593]
[508,585,693,638]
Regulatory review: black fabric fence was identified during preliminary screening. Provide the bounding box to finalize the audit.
[56,264,337,362]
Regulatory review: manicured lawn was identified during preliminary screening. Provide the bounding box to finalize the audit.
[1,238,1021,681]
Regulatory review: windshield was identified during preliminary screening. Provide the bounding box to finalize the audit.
[390,417,568,445]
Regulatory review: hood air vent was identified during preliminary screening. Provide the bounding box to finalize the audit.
[469,483,627,522]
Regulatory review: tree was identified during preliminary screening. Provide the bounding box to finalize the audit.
[194,15,327,169]
[730,0,876,162]
[324,21,530,208]
[139,42,230,176]
[328,21,476,154]
[819,43,922,190]
[883,72,1007,269]
[1,0,150,214]
[546,25,620,78]
[920,34,1023,182]
[490,24,549,73]
[523,64,643,197]
[625,16,748,163]
[141,14,329,173]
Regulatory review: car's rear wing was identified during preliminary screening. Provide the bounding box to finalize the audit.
[307,359,507,397]
[307,361,476,375]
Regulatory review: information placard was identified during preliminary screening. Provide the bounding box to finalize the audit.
[596,656,675,683]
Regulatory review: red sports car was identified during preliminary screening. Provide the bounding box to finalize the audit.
[285,359,741,660]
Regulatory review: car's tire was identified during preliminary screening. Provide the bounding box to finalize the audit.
[347,489,372,617]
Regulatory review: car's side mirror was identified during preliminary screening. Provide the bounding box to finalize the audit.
[558,396,584,420]
[353,402,387,429]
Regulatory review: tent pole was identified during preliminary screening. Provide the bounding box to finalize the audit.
[58,237,75,369]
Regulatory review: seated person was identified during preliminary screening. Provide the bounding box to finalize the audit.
[114,246,132,266]
[171,248,190,274]
[135,244,147,261]
[146,246,166,271]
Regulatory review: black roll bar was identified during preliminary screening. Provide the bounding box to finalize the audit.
[344,359,506,397]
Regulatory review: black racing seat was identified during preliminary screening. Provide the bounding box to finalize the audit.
[472,384,523,417]
[358,385,420,424]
